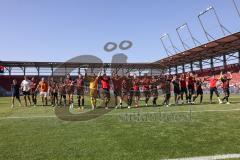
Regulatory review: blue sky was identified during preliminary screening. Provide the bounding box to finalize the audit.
[0,0,239,63]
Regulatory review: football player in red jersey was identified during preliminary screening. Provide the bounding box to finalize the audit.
[150,76,159,107]
[65,74,74,109]
[132,74,141,108]
[30,77,38,107]
[59,77,67,107]
[48,77,55,107]
[112,74,123,108]
[180,74,188,104]
[207,74,222,104]
[193,77,204,104]
[76,74,85,110]
[186,72,196,104]
[162,75,172,107]
[220,71,232,104]
[51,79,59,107]
[100,73,111,109]
[122,73,133,109]
[141,74,151,107]
[172,75,181,105]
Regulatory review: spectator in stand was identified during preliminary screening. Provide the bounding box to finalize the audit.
[21,76,32,106]
[11,79,22,108]
[237,84,240,94]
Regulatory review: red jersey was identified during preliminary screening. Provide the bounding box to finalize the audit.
[65,79,72,85]
[66,79,74,93]
[142,78,150,91]
[221,77,231,89]
[122,77,133,91]
[133,78,140,91]
[188,76,195,87]
[180,79,187,88]
[150,78,158,89]
[112,77,122,90]
[39,81,48,92]
[59,82,66,94]
[51,81,58,93]
[101,77,110,89]
[76,78,84,89]
[209,78,218,88]
[30,80,37,92]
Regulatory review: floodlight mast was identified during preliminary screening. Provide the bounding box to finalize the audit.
[185,23,202,46]
[233,0,240,19]
[198,6,216,41]
[167,33,181,54]
[176,23,201,50]
[211,6,231,36]
[198,6,231,42]
[160,34,171,57]
[176,23,189,50]
[160,33,181,57]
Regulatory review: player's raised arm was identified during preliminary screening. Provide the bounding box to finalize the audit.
[228,71,232,80]
[84,69,90,81]
[84,69,87,76]
[20,80,24,91]
[219,71,223,79]
[35,81,41,92]
[97,68,103,78]
[204,75,211,81]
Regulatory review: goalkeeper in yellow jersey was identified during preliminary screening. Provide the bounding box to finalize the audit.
[85,69,102,110]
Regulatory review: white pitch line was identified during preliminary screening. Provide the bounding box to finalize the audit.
[0,115,56,119]
[0,108,240,120]
[163,153,240,160]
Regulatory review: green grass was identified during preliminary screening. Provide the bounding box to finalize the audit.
[0,94,240,160]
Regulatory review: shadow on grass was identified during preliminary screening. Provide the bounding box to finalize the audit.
[54,107,113,121]
[54,97,115,121]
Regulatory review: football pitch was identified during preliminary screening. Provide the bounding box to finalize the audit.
[0,95,240,160]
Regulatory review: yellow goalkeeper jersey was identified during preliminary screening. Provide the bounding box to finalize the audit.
[88,77,99,90]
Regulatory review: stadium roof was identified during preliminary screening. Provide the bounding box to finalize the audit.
[0,61,165,70]
[154,32,240,68]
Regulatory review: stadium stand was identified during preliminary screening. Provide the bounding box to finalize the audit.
[1,64,240,96]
